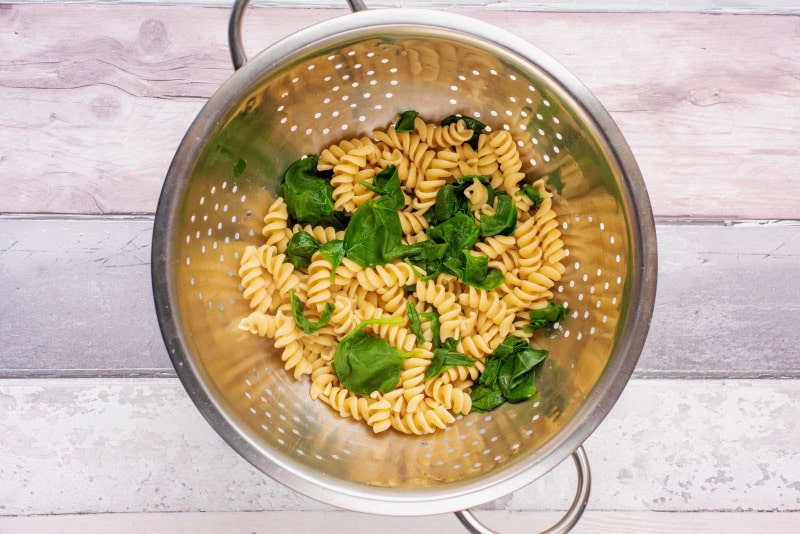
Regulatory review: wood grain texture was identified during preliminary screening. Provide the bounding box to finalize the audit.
[1,5,799,218]
[0,216,168,375]
[2,511,800,534]
[9,0,800,14]
[644,221,800,378]
[1,378,798,515]
[2,217,797,377]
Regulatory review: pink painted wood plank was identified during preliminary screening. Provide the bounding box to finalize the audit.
[1,5,798,218]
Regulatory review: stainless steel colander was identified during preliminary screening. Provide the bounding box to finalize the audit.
[151,1,657,532]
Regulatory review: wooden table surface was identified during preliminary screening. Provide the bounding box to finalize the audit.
[1,1,799,532]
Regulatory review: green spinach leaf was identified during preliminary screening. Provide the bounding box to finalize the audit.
[289,291,335,334]
[332,317,406,396]
[521,184,543,211]
[319,239,345,282]
[343,195,407,267]
[233,158,247,178]
[279,156,348,230]
[427,212,480,254]
[395,110,419,132]
[470,384,506,413]
[548,167,566,195]
[285,231,320,269]
[470,335,548,413]
[523,301,569,333]
[424,348,475,379]
[421,311,441,348]
[427,175,489,226]
[441,115,486,149]
[479,192,517,237]
[460,252,505,290]
[421,213,505,290]
[405,240,448,280]
[360,165,405,210]
[342,166,419,268]
[406,302,425,344]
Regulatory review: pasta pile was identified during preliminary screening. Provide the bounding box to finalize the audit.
[236,114,567,435]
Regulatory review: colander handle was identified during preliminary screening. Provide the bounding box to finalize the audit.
[454,446,591,534]
[228,0,368,70]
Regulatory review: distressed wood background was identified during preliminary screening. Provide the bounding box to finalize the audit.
[1,0,799,532]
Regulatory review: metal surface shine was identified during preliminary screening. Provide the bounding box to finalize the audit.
[152,0,656,521]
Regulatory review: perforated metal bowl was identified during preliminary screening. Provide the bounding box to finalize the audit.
[152,2,657,532]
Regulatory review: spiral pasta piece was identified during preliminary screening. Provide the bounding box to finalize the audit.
[415,118,474,148]
[365,398,393,433]
[356,261,420,292]
[238,245,272,313]
[390,403,455,435]
[323,386,373,421]
[473,234,516,260]
[457,332,496,361]
[489,130,526,195]
[425,378,473,415]
[306,252,333,312]
[309,359,338,400]
[318,137,380,171]
[328,294,359,336]
[261,197,292,252]
[237,310,277,337]
[291,224,345,245]
[415,280,463,341]
[397,209,429,235]
[412,150,458,211]
[378,285,409,314]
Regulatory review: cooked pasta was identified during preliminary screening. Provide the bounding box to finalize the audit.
[235,111,568,435]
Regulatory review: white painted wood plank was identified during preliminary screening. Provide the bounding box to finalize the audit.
[644,221,800,378]
[2,217,798,377]
[1,511,799,534]
[2,6,799,218]
[1,378,798,515]
[0,216,169,375]
[8,0,800,15]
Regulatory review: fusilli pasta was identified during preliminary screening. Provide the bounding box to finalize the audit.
[235,111,568,435]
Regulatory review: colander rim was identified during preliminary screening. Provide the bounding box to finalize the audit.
[151,6,658,516]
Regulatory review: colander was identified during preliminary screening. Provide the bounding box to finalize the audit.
[151,1,657,532]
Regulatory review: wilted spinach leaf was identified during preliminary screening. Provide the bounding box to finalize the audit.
[548,167,566,195]
[332,317,406,395]
[421,310,441,347]
[360,165,404,210]
[405,240,448,280]
[479,192,517,237]
[406,302,425,344]
[279,156,348,230]
[470,335,549,413]
[523,301,569,334]
[285,231,320,269]
[233,158,247,178]
[521,184,543,211]
[395,110,419,132]
[461,252,505,290]
[470,384,506,412]
[342,166,421,268]
[427,175,489,226]
[441,115,486,149]
[289,291,335,334]
[427,212,480,254]
[343,195,407,268]
[420,212,504,290]
[424,348,475,379]
[319,239,345,282]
